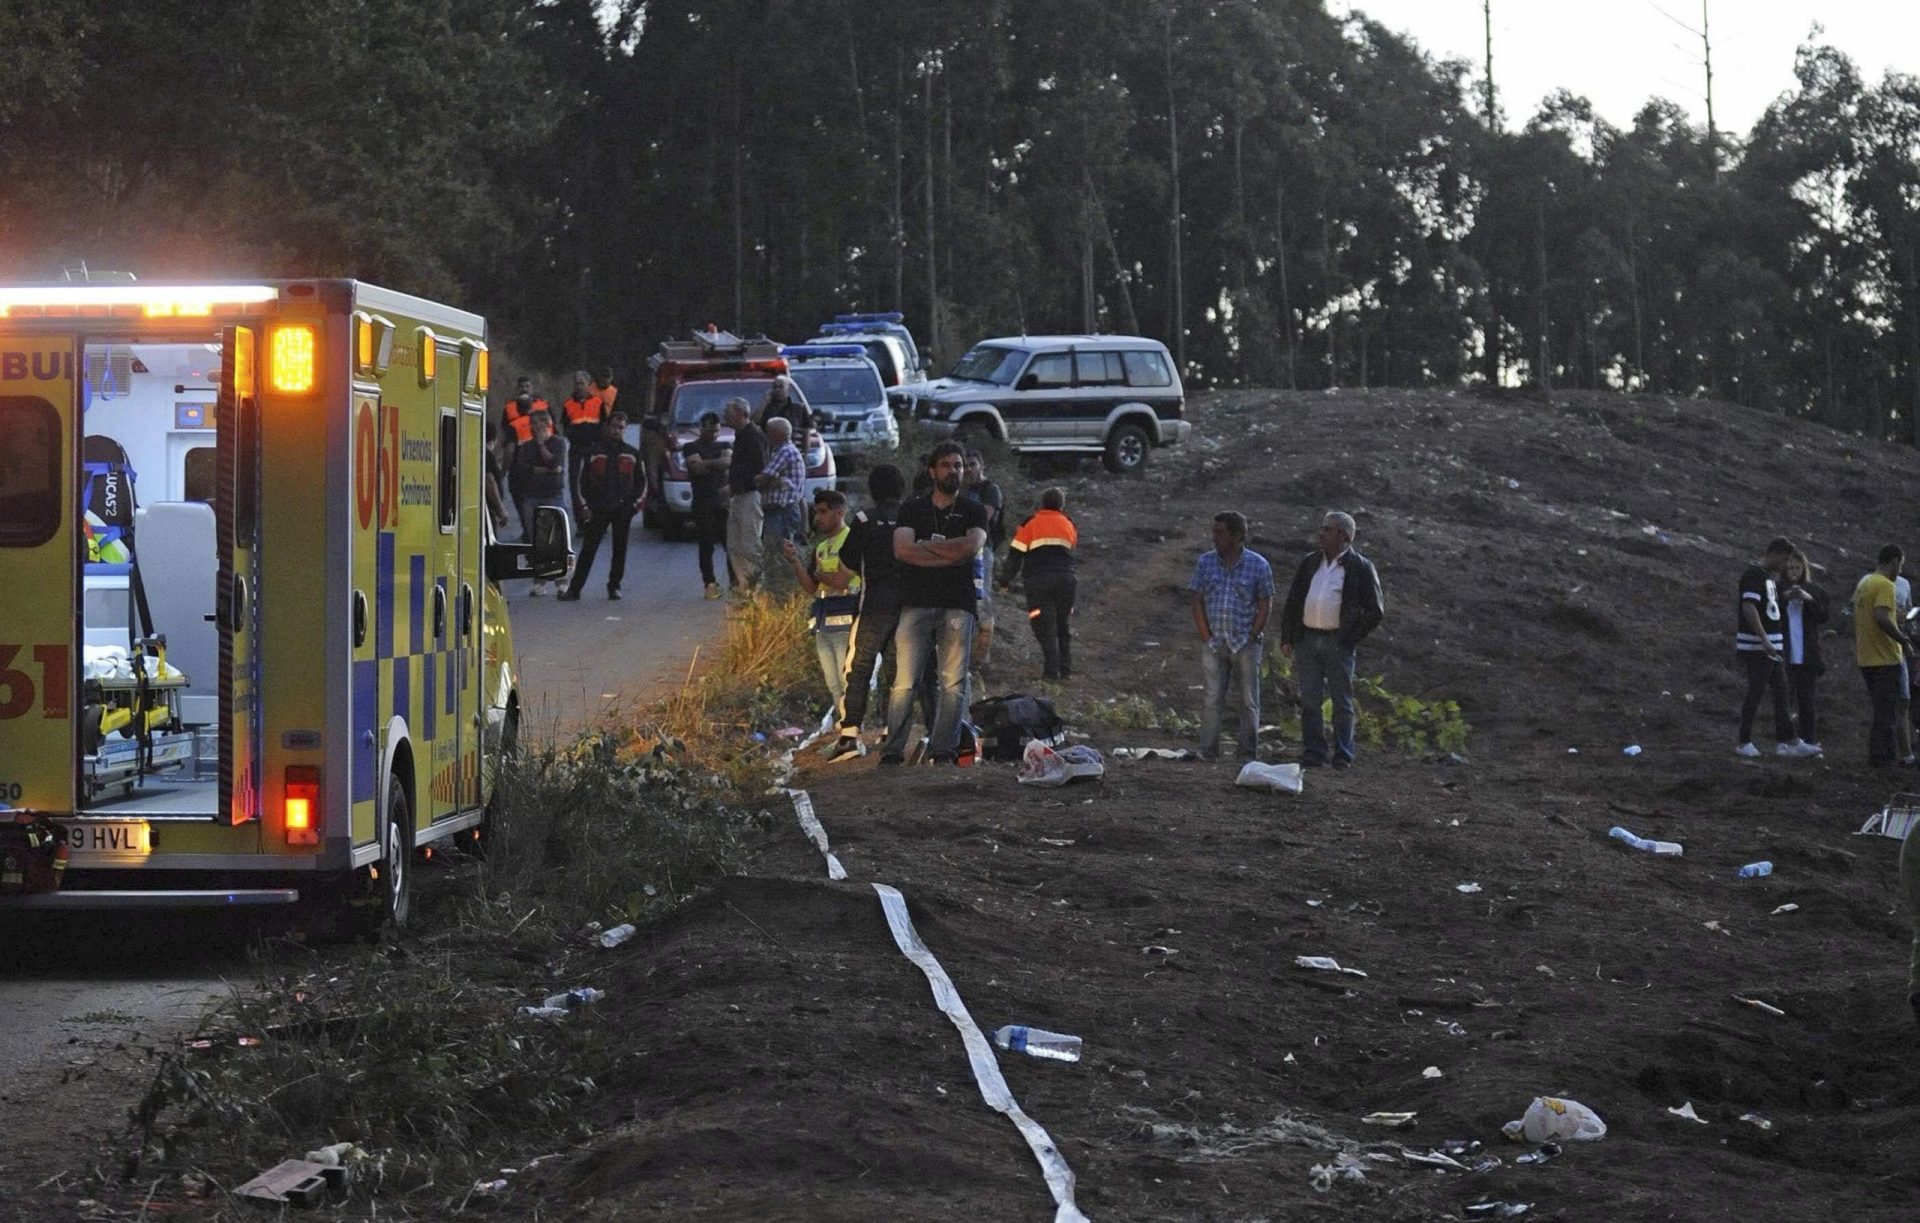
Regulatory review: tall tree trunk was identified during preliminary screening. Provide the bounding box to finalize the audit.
[1275,178,1297,390]
[847,39,867,153]
[1082,214,1097,333]
[1533,196,1549,390]
[1085,171,1140,335]
[891,51,904,311]
[924,56,938,357]
[1232,116,1248,292]
[1908,227,1920,446]
[1164,11,1184,371]
[1321,217,1338,388]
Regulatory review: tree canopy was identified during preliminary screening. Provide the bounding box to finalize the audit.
[2,1,1916,438]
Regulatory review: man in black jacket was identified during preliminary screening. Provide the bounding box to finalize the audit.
[560,412,646,601]
[1279,510,1384,768]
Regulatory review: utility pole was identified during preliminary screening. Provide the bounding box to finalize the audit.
[1164,7,1185,373]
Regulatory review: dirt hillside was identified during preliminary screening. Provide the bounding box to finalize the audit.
[510,389,1920,1222]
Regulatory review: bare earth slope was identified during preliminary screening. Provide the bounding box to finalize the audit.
[522,390,1920,1222]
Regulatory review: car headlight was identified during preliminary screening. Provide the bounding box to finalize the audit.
[863,409,892,432]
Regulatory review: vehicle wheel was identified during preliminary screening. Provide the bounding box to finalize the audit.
[953,420,993,449]
[471,708,517,857]
[1102,423,1151,474]
[347,775,413,939]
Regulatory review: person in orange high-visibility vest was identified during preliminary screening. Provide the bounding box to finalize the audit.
[592,366,619,414]
[502,375,550,444]
[1000,487,1079,681]
[561,369,605,503]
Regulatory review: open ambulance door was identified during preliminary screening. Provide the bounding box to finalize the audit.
[216,327,261,825]
[0,338,77,815]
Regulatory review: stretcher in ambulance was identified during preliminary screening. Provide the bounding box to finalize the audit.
[0,281,570,933]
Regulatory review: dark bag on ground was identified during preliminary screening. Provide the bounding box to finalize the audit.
[970,693,1067,761]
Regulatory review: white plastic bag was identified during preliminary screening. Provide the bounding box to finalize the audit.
[1235,761,1304,794]
[1018,741,1105,787]
[1502,1097,1607,1143]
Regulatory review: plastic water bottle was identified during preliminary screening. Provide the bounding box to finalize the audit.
[598,923,636,948]
[1736,861,1774,879]
[1608,826,1682,856]
[990,1025,1082,1062]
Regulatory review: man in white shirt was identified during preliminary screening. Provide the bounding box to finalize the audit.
[1279,511,1384,768]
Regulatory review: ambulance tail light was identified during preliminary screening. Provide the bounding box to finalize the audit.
[268,324,317,394]
[284,766,320,846]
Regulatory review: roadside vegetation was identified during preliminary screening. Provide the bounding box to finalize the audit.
[122,593,820,1214]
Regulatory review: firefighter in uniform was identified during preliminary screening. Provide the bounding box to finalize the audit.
[1000,487,1079,681]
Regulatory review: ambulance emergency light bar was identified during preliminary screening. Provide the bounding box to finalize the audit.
[779,344,870,360]
[0,284,279,318]
[833,312,905,324]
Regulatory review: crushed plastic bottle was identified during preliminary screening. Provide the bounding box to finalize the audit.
[518,987,604,1017]
[990,1025,1082,1062]
[1736,861,1773,879]
[597,923,637,948]
[1608,826,1682,856]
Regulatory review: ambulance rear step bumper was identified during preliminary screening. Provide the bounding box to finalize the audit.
[0,888,299,910]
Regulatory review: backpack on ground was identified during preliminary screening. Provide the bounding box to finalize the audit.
[969,693,1067,762]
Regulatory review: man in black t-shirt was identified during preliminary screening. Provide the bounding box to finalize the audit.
[880,443,991,765]
[723,398,768,592]
[824,464,907,763]
[682,411,731,598]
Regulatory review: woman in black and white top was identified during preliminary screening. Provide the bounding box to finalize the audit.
[1780,546,1830,755]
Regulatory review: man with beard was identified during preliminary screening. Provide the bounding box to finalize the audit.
[880,443,990,765]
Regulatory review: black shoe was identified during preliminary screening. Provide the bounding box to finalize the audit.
[1331,758,1352,770]
[929,753,957,766]
[879,753,905,767]
[607,588,622,600]
[556,590,581,602]
[824,737,866,764]
[1301,757,1327,768]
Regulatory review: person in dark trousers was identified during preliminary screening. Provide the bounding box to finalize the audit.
[1278,510,1384,768]
[826,464,907,763]
[1000,487,1078,681]
[483,419,509,531]
[1734,537,1819,758]
[559,411,645,601]
[962,448,1005,667]
[881,443,990,765]
[509,411,568,595]
[1780,546,1829,754]
[682,411,731,599]
[1853,544,1914,767]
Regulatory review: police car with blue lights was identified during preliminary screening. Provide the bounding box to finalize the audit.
[779,343,899,463]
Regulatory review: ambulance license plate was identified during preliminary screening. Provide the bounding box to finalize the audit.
[61,821,153,858]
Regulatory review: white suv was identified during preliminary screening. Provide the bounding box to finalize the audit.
[891,335,1189,473]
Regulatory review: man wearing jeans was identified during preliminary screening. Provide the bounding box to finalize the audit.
[881,443,990,765]
[1279,510,1385,769]
[1853,544,1914,767]
[1190,511,1275,761]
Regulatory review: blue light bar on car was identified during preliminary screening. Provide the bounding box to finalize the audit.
[834,312,905,324]
[781,344,870,360]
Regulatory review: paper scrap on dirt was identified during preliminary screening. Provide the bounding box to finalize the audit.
[1295,955,1368,978]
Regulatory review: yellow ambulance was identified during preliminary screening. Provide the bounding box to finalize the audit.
[0,280,569,933]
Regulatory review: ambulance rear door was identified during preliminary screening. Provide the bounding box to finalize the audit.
[0,337,77,813]
[216,326,261,824]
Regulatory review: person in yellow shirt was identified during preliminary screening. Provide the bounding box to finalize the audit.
[1853,544,1915,767]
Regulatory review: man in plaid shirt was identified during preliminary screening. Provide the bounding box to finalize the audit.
[1189,510,1274,760]
[757,416,807,555]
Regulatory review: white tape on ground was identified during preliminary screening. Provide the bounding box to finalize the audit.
[781,786,1088,1221]
[786,789,847,881]
[873,882,1089,1223]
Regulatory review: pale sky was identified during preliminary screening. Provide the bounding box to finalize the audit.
[1332,1,1920,137]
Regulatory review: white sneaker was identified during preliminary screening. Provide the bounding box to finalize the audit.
[1778,740,1822,758]
[529,581,548,597]
[1734,742,1761,758]
[1801,741,1823,756]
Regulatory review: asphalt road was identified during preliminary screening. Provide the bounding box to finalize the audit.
[0,524,720,1102]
